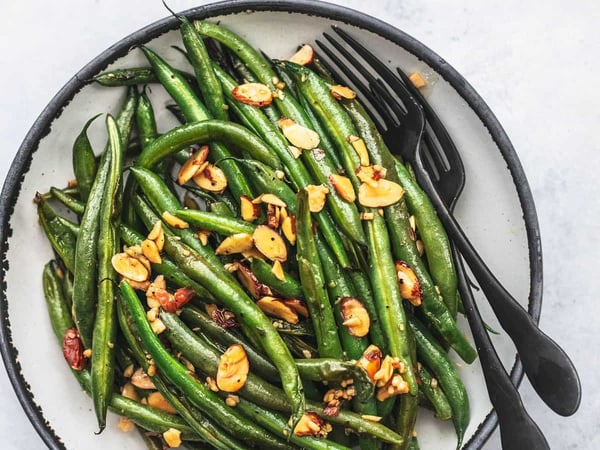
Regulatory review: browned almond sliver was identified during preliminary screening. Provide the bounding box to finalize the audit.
[356,165,387,186]
[193,163,228,193]
[356,345,382,382]
[305,184,330,213]
[131,367,156,390]
[282,299,309,318]
[330,84,356,100]
[162,211,189,230]
[141,239,162,264]
[257,296,299,324]
[235,262,272,299]
[358,179,405,208]
[147,391,178,414]
[347,135,370,166]
[121,383,140,402]
[163,428,182,448]
[215,233,254,256]
[340,297,371,337]
[395,261,423,306]
[279,117,320,150]
[216,344,249,392]
[409,71,427,89]
[232,82,273,107]
[177,145,210,185]
[328,173,356,203]
[271,259,285,282]
[240,195,260,222]
[288,44,315,66]
[147,221,163,241]
[112,253,150,282]
[252,225,288,262]
[252,193,287,208]
[292,412,328,437]
[280,214,297,245]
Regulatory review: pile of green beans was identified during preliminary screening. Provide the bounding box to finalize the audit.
[38,19,476,450]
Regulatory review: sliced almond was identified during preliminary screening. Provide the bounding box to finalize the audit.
[197,229,211,246]
[122,278,151,291]
[252,193,287,208]
[177,145,210,185]
[118,417,135,433]
[356,345,382,382]
[141,239,162,264]
[121,382,140,402]
[395,261,423,306]
[215,233,254,256]
[163,428,182,448]
[232,82,273,107]
[216,344,249,392]
[356,165,387,187]
[288,144,303,159]
[376,374,409,401]
[279,117,320,150]
[282,299,309,318]
[131,367,155,390]
[240,195,260,222]
[162,211,189,229]
[241,247,267,261]
[330,84,356,100]
[236,262,272,299]
[146,275,166,308]
[373,355,396,387]
[271,260,285,282]
[193,163,228,194]
[348,135,370,166]
[292,412,327,438]
[112,253,150,282]
[257,296,299,324]
[358,179,405,208]
[252,225,288,262]
[409,71,427,89]
[305,184,330,213]
[288,44,314,66]
[281,214,297,245]
[265,204,280,229]
[329,173,356,203]
[147,221,163,241]
[147,391,177,414]
[340,297,370,337]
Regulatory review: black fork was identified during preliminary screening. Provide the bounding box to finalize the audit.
[317,26,581,447]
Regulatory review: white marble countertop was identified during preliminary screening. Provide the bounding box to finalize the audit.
[0,1,597,448]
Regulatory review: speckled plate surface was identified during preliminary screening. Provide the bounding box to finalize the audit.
[0,1,541,448]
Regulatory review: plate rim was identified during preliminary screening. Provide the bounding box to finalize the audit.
[0,0,543,448]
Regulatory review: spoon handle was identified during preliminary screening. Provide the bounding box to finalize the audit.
[455,249,549,449]
[432,198,581,416]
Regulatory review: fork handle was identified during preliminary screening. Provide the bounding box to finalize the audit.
[424,182,581,416]
[454,248,549,449]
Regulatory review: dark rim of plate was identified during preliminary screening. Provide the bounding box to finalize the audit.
[0,0,542,448]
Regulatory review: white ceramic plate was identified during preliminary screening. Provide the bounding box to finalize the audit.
[0,1,542,449]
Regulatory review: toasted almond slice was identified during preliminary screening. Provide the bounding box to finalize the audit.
[279,117,320,150]
[193,163,228,194]
[356,345,382,382]
[241,247,267,261]
[265,204,280,229]
[252,225,288,262]
[376,374,409,401]
[252,193,287,208]
[177,145,210,185]
[305,184,330,213]
[288,145,303,159]
[288,44,315,66]
[281,213,297,245]
[122,277,151,291]
[131,367,155,390]
[112,253,150,282]
[282,299,309,318]
[340,297,370,337]
[348,135,370,166]
[118,417,135,433]
[395,261,423,306]
[271,260,285,282]
[236,262,272,299]
[240,195,260,222]
[196,229,211,246]
[147,221,163,241]
[147,391,177,414]
[216,344,249,392]
[232,82,273,107]
[409,71,427,89]
[124,244,143,259]
[215,233,254,256]
[356,165,387,187]
[257,296,299,324]
[373,355,396,387]
[292,412,327,437]
[163,428,182,448]
[330,84,356,100]
[162,211,189,229]
[328,173,356,203]
[121,383,140,402]
[358,179,405,208]
[141,239,162,264]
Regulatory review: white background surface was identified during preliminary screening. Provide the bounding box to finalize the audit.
[0,1,598,449]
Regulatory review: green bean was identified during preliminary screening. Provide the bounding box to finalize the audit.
[296,189,343,359]
[42,261,201,440]
[174,209,255,235]
[72,114,100,202]
[37,201,77,273]
[408,315,470,448]
[48,186,85,215]
[93,66,197,87]
[115,86,139,149]
[416,362,452,421]
[119,280,289,449]
[91,115,123,432]
[250,257,303,299]
[135,86,158,150]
